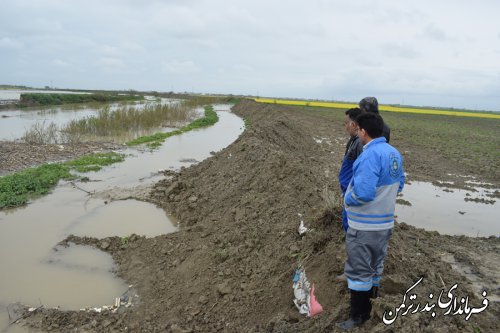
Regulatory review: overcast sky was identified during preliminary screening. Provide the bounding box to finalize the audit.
[1,0,500,111]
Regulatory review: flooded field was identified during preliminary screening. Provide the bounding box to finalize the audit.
[396,181,499,237]
[0,104,244,332]
[1,106,100,141]
[0,89,179,141]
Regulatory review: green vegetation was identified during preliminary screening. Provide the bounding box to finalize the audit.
[126,105,219,148]
[225,97,241,104]
[65,152,125,172]
[297,105,500,182]
[21,96,226,145]
[243,117,252,128]
[121,235,130,245]
[0,152,125,209]
[19,93,143,107]
[62,102,195,140]
[0,164,75,208]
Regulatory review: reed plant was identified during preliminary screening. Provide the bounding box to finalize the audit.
[22,121,59,144]
[21,99,206,144]
[62,102,197,140]
[126,105,218,148]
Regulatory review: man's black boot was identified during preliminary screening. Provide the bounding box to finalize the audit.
[336,290,371,330]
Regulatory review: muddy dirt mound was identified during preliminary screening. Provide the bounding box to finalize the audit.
[19,100,499,332]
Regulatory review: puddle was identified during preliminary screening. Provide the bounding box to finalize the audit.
[0,186,128,331]
[0,104,244,331]
[396,181,499,237]
[67,200,177,238]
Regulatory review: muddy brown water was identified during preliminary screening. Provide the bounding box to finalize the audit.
[396,181,499,237]
[0,105,244,332]
[0,90,179,141]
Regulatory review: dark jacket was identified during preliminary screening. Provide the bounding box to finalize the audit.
[382,122,391,143]
[338,135,363,194]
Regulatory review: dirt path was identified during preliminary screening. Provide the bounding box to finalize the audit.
[18,100,499,332]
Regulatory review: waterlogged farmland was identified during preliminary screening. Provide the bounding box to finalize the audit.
[0,92,184,142]
[0,96,499,332]
[0,98,244,332]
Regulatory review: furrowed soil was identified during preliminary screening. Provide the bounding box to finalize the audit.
[18,100,499,332]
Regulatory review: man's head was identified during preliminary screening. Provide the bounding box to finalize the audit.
[359,97,379,114]
[344,107,363,136]
[357,112,384,144]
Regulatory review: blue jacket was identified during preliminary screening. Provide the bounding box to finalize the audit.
[344,137,405,231]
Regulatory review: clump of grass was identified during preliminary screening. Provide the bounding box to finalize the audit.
[321,185,338,213]
[19,93,143,107]
[0,152,125,209]
[22,121,59,144]
[126,105,218,148]
[243,117,252,128]
[65,152,125,172]
[0,164,75,208]
[121,235,130,245]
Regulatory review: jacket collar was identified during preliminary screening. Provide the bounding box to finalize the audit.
[363,137,386,150]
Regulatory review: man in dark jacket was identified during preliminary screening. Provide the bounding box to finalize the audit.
[338,107,364,231]
[359,97,390,143]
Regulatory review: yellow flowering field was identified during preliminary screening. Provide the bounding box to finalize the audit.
[254,98,500,119]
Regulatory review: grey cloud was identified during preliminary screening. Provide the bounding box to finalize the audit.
[381,43,420,59]
[422,24,449,41]
[161,60,199,74]
[1,0,500,111]
[0,37,24,49]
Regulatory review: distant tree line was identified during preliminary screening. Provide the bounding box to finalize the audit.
[18,93,144,107]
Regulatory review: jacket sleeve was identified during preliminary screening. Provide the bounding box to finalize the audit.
[344,153,380,206]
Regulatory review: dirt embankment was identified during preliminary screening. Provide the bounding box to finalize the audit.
[20,100,499,332]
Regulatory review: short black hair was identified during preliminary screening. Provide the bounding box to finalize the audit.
[357,112,384,138]
[359,97,379,114]
[344,107,364,121]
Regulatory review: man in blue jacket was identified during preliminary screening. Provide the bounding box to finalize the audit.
[337,113,405,330]
[338,107,364,231]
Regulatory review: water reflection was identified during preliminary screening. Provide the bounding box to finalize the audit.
[0,105,244,331]
[396,181,499,237]
[67,200,177,238]
[0,91,180,141]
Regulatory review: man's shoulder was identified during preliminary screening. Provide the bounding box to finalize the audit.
[346,136,363,160]
[366,140,401,158]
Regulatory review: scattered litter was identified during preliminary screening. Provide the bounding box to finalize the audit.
[298,214,308,236]
[80,285,138,313]
[298,220,308,236]
[292,267,323,317]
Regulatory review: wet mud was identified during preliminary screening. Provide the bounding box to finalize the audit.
[12,100,500,332]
